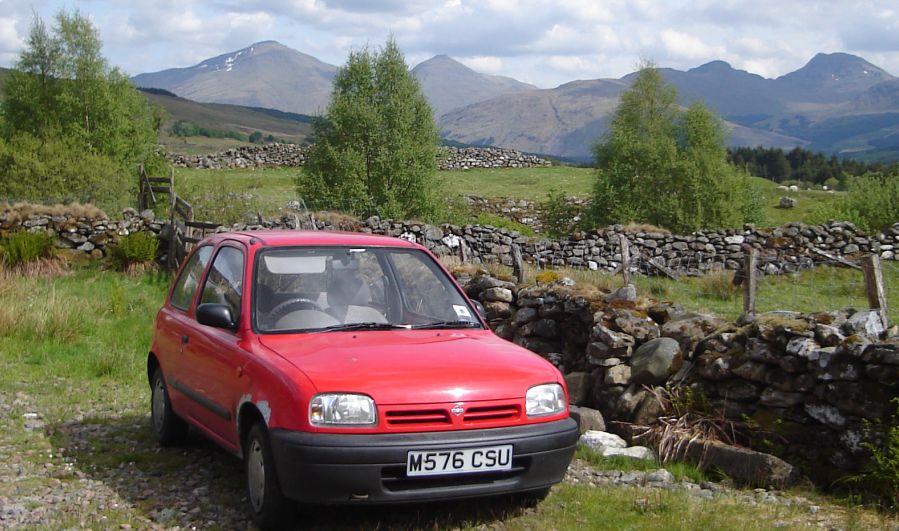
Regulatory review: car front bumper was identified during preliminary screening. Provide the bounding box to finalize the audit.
[268,417,579,504]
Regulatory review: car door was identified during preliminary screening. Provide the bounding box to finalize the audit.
[157,245,214,419]
[177,242,247,450]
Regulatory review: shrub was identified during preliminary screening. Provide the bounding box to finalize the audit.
[109,231,158,271]
[852,398,899,509]
[826,172,899,233]
[539,188,581,237]
[1,230,55,266]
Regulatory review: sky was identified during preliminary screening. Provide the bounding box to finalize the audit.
[0,0,897,89]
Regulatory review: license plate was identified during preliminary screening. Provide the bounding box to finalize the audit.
[406,445,513,476]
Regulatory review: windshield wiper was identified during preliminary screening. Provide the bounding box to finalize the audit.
[410,320,482,330]
[317,322,412,332]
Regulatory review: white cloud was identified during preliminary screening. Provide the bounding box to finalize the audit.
[0,0,897,86]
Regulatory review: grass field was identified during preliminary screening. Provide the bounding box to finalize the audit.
[0,266,895,529]
[174,165,845,230]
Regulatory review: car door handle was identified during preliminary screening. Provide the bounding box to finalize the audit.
[181,335,189,345]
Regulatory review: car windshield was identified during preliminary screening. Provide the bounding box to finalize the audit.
[254,247,483,333]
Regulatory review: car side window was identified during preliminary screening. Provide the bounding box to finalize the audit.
[200,246,245,322]
[170,246,213,310]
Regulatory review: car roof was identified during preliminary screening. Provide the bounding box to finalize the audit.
[197,229,421,249]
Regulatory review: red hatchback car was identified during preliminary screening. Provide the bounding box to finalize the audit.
[148,230,578,527]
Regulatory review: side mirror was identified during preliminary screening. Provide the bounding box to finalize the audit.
[196,303,237,330]
[471,300,487,320]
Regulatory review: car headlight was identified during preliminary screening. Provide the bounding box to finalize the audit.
[526,384,565,417]
[309,393,377,426]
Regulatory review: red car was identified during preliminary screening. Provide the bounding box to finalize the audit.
[148,230,578,528]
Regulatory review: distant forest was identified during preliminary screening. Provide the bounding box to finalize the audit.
[727,146,898,186]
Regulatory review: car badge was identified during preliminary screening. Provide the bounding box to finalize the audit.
[451,403,464,416]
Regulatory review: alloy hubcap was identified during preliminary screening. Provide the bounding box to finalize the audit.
[247,438,266,512]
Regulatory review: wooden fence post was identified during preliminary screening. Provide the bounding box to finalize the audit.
[742,248,758,316]
[618,234,631,285]
[861,254,889,330]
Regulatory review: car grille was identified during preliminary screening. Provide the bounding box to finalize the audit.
[385,409,451,426]
[383,402,522,428]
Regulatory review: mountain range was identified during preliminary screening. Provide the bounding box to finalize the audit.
[133,42,899,161]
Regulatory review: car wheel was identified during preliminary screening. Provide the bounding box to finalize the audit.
[245,422,290,529]
[150,367,189,445]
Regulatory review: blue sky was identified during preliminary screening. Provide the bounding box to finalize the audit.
[1,0,897,88]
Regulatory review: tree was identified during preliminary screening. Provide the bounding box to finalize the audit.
[296,38,442,220]
[587,63,762,232]
[0,10,163,211]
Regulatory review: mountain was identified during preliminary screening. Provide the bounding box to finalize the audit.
[133,44,899,161]
[440,53,899,160]
[411,55,535,118]
[133,41,338,116]
[774,52,892,103]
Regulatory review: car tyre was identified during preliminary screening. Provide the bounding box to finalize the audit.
[150,367,189,445]
[245,422,291,529]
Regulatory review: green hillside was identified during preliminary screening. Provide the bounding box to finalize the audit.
[142,89,314,154]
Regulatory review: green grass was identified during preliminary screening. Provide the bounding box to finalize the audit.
[441,166,595,199]
[174,166,849,231]
[575,446,708,484]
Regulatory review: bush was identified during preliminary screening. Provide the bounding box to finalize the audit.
[1,230,55,265]
[109,231,158,271]
[852,398,899,509]
[0,133,131,213]
[539,188,581,237]
[824,172,899,233]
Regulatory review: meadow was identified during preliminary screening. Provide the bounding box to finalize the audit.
[173,165,843,229]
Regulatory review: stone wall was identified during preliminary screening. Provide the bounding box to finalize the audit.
[168,144,551,170]
[4,205,897,276]
[455,272,898,484]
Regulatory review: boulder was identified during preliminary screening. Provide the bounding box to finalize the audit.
[843,310,886,338]
[579,430,627,452]
[564,372,594,406]
[676,439,799,487]
[630,337,683,385]
[569,405,606,433]
[661,314,724,358]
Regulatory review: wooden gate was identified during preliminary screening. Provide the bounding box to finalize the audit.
[138,166,221,271]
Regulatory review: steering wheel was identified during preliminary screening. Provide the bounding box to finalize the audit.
[267,298,324,324]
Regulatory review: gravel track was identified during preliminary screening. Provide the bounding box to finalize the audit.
[1,389,896,530]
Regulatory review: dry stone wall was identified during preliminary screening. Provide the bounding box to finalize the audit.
[168,144,551,170]
[454,273,898,485]
[5,207,898,275]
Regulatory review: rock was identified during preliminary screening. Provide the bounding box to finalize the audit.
[602,446,656,461]
[564,372,593,406]
[612,309,660,343]
[843,310,885,338]
[579,430,627,452]
[511,307,538,327]
[661,314,724,358]
[591,324,636,348]
[483,301,512,319]
[630,338,683,385]
[779,197,796,209]
[646,468,675,484]
[604,364,631,386]
[481,287,513,303]
[716,379,762,401]
[676,439,799,488]
[758,387,804,408]
[804,403,848,429]
[604,284,636,304]
[569,405,605,433]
